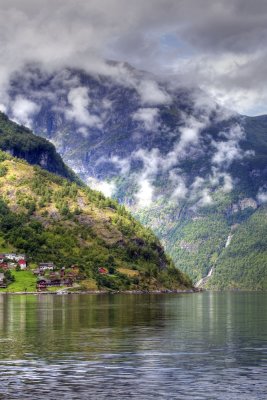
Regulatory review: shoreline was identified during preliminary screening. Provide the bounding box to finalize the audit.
[0,288,200,295]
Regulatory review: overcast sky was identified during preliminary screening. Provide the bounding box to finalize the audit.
[1,0,267,115]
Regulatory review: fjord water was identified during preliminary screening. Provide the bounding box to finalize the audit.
[0,292,266,399]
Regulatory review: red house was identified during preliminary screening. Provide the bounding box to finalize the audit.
[0,262,8,270]
[98,267,108,274]
[18,259,27,270]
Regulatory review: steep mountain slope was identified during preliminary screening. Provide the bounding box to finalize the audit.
[0,150,191,291]
[0,111,79,183]
[5,64,267,289]
[206,205,267,290]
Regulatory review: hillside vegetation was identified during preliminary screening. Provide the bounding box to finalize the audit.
[0,112,79,183]
[207,206,267,290]
[136,188,267,290]
[0,151,191,291]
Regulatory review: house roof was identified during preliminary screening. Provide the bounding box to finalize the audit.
[98,267,108,273]
[39,262,54,265]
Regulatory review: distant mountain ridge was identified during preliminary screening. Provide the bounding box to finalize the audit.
[4,63,267,289]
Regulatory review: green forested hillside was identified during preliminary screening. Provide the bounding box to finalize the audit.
[0,150,191,291]
[135,188,265,289]
[0,112,79,182]
[207,206,267,290]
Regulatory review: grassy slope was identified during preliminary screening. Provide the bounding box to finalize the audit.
[4,271,36,292]
[0,151,191,291]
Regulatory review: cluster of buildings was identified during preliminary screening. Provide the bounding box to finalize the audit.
[35,264,80,290]
[0,252,112,291]
[0,255,82,291]
[0,254,27,288]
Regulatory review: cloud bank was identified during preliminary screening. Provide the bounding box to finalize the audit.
[0,0,267,114]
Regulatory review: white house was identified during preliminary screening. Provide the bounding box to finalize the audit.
[39,262,55,271]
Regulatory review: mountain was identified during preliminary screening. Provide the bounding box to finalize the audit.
[5,63,267,289]
[0,149,191,291]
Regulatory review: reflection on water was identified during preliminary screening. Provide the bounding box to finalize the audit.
[0,292,266,399]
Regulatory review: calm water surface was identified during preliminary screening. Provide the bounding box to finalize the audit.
[0,292,266,399]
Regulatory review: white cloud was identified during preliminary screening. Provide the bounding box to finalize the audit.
[109,155,131,175]
[134,148,161,176]
[102,99,113,110]
[191,176,205,191]
[87,177,115,198]
[77,126,89,137]
[169,170,188,200]
[11,96,40,128]
[172,179,188,200]
[221,173,233,193]
[66,86,102,129]
[135,178,154,207]
[137,80,171,105]
[0,104,7,113]
[257,189,267,204]
[162,115,209,171]
[209,168,233,193]
[179,117,204,146]
[212,124,253,168]
[0,1,267,115]
[198,188,213,206]
[132,107,159,130]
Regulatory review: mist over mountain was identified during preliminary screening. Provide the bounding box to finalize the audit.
[3,63,267,289]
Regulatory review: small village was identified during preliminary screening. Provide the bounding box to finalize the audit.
[0,253,109,291]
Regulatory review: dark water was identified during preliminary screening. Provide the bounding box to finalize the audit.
[0,292,266,399]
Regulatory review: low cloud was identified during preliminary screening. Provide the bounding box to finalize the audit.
[0,104,7,113]
[135,178,154,208]
[212,123,253,168]
[132,107,159,130]
[109,155,131,175]
[162,114,209,172]
[209,168,234,193]
[169,170,188,200]
[257,188,267,204]
[101,109,246,206]
[66,86,103,129]
[0,1,267,114]
[198,188,213,207]
[137,80,171,105]
[11,96,40,128]
[102,98,113,110]
[87,177,115,198]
